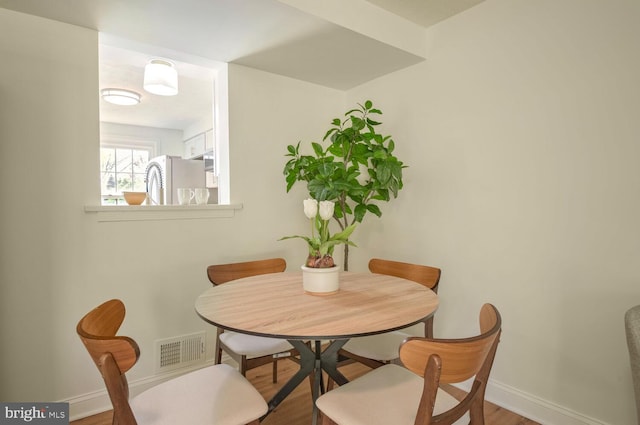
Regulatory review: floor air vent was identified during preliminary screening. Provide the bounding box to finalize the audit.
[155,332,206,372]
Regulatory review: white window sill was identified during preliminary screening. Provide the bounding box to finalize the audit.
[84,204,243,222]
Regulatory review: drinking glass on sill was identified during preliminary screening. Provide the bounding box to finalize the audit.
[195,188,210,205]
[177,188,195,205]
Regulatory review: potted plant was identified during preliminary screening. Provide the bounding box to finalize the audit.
[283,100,406,271]
[280,198,356,294]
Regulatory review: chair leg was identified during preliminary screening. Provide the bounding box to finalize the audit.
[272,357,278,383]
[469,395,486,424]
[425,317,434,339]
[240,355,248,376]
[215,328,224,365]
[326,376,335,391]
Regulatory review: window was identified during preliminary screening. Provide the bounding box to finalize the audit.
[100,144,154,205]
[97,43,228,206]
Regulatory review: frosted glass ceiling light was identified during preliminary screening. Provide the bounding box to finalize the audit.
[143,59,178,96]
[100,88,141,106]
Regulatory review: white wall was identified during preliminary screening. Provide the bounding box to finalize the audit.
[3,1,640,424]
[183,114,213,143]
[100,122,184,157]
[226,63,345,239]
[0,9,100,402]
[0,8,344,419]
[347,0,640,424]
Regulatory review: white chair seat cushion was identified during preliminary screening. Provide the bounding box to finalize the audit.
[316,364,467,425]
[342,331,412,361]
[220,331,293,358]
[131,364,267,425]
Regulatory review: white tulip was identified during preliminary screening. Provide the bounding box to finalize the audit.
[319,201,335,221]
[303,198,318,219]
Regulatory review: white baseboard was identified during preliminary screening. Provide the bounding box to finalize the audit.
[456,379,608,425]
[66,388,114,422]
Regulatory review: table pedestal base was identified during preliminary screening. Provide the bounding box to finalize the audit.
[261,339,349,424]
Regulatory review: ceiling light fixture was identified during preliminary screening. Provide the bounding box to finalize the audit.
[144,58,178,96]
[100,88,141,106]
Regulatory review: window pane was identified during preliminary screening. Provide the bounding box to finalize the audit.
[100,148,116,172]
[102,197,118,206]
[133,150,150,173]
[100,143,153,204]
[133,174,147,192]
[117,174,133,192]
[101,172,117,194]
[116,149,132,173]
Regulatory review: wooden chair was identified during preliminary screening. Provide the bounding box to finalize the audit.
[337,258,442,369]
[206,258,296,383]
[626,305,640,424]
[316,303,502,425]
[77,299,267,425]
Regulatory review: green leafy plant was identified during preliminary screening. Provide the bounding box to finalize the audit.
[283,100,406,270]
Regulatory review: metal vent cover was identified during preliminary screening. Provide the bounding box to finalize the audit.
[155,332,205,372]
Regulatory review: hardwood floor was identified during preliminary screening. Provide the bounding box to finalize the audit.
[71,360,539,425]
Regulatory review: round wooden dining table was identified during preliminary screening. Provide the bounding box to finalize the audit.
[195,271,439,424]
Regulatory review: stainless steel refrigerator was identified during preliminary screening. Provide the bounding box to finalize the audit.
[144,155,204,205]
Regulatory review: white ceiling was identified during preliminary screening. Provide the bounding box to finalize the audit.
[98,44,218,130]
[0,0,484,131]
[366,0,485,28]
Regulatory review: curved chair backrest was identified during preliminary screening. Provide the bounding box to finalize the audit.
[207,258,286,286]
[368,258,441,293]
[400,304,501,383]
[626,305,640,425]
[399,304,502,424]
[369,258,441,339]
[76,299,140,374]
[77,299,140,425]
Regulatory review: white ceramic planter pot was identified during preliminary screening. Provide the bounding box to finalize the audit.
[301,265,340,295]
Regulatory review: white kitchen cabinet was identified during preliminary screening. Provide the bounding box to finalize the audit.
[183,130,214,160]
[183,133,206,159]
[205,129,214,151]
